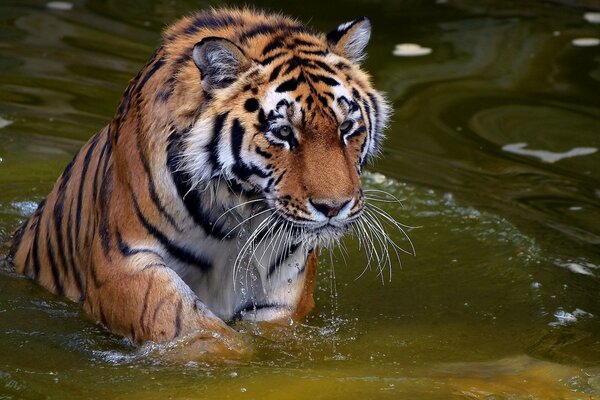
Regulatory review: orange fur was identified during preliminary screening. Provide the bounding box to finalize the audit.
[9,8,388,355]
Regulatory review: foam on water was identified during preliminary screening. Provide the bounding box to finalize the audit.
[362,171,541,263]
[549,308,594,327]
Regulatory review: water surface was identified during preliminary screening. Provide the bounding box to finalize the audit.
[1,0,599,398]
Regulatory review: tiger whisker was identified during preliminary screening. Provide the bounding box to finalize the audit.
[355,217,383,280]
[362,209,407,282]
[214,198,265,227]
[222,207,274,240]
[366,204,416,256]
[232,212,275,289]
[363,189,404,205]
[366,202,420,230]
[361,212,391,282]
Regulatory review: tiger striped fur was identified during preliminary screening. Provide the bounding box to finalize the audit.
[8,8,390,351]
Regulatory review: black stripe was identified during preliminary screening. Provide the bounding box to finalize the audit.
[282,56,306,75]
[135,125,181,232]
[298,49,327,56]
[367,92,383,147]
[362,98,373,138]
[98,168,113,260]
[306,95,314,110]
[139,274,154,337]
[76,133,100,239]
[310,59,336,74]
[46,225,64,296]
[156,76,175,102]
[260,52,287,65]
[207,112,229,171]
[310,74,339,86]
[262,38,285,55]
[230,118,245,163]
[8,219,28,261]
[31,218,42,281]
[230,119,270,180]
[232,302,289,321]
[317,94,330,107]
[173,299,183,339]
[268,64,283,82]
[142,262,167,271]
[294,38,320,47]
[65,194,83,300]
[166,132,231,240]
[93,131,110,202]
[136,57,165,93]
[275,78,298,93]
[255,147,272,159]
[182,12,237,37]
[101,132,112,178]
[52,152,78,289]
[116,230,162,258]
[240,23,311,42]
[131,190,213,272]
[345,125,367,141]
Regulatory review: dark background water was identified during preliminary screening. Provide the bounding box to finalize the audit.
[0,0,599,398]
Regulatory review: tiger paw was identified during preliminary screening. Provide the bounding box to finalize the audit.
[148,328,252,363]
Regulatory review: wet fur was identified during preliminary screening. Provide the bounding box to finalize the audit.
[8,8,389,349]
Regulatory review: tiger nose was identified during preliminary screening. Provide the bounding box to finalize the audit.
[309,198,351,218]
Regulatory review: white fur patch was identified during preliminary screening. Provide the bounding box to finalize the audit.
[180,117,215,184]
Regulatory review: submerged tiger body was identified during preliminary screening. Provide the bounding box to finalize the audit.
[9,9,390,351]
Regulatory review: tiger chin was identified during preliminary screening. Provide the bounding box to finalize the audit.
[8,8,390,358]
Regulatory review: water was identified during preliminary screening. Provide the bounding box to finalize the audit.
[1,0,599,398]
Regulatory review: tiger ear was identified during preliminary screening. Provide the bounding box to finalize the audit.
[326,16,372,63]
[192,37,251,91]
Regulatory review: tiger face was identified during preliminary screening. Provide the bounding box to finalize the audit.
[179,16,390,246]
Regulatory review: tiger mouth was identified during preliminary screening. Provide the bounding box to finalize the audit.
[271,208,359,245]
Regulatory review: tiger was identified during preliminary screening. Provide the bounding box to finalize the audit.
[8,8,390,355]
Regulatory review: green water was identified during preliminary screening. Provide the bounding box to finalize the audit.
[1,0,600,398]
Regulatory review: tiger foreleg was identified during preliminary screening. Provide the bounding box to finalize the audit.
[83,254,248,360]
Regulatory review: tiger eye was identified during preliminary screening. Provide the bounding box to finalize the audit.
[277,126,292,137]
[340,120,352,133]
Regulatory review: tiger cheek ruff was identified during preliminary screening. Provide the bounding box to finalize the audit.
[8,9,390,350]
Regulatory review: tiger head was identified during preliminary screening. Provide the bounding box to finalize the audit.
[175,15,390,245]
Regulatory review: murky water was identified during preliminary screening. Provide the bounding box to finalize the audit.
[1,0,599,398]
